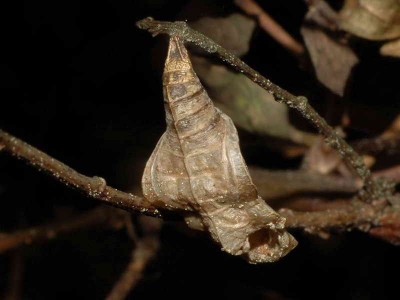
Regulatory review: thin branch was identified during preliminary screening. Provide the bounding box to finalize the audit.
[280,199,400,246]
[106,236,159,300]
[2,129,400,243]
[281,200,376,230]
[279,196,350,212]
[352,135,400,156]
[0,207,126,254]
[136,17,390,202]
[249,167,360,200]
[281,198,400,245]
[3,251,24,300]
[235,0,305,56]
[0,129,160,217]
[373,165,400,182]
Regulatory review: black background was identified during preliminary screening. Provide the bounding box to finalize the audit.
[1,0,399,299]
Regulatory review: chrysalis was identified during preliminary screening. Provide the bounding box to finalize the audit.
[142,36,297,263]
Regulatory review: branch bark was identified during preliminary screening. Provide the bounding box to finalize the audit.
[0,207,127,254]
[235,0,305,56]
[3,250,24,300]
[281,199,400,246]
[0,129,160,218]
[374,165,400,182]
[106,236,159,300]
[1,127,400,245]
[106,217,160,299]
[249,167,360,200]
[281,201,376,230]
[135,17,391,202]
[353,135,400,156]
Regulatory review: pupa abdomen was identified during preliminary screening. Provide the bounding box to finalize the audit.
[142,37,297,263]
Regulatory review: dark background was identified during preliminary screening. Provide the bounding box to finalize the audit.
[1,0,399,299]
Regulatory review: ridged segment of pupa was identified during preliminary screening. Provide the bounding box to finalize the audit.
[142,36,297,263]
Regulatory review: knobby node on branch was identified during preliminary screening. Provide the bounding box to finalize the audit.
[0,130,161,218]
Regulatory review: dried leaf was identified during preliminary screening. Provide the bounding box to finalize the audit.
[301,26,358,95]
[303,137,345,175]
[380,38,400,57]
[190,13,255,56]
[190,14,316,145]
[302,2,359,96]
[305,0,340,31]
[339,0,400,40]
[302,135,375,178]
[142,37,297,263]
[382,114,400,137]
[192,56,316,145]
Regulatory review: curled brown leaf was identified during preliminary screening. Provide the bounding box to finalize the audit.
[380,38,400,57]
[302,1,359,96]
[190,13,255,57]
[339,0,400,40]
[192,14,316,145]
[142,37,297,263]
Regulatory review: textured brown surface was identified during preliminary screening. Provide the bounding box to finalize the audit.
[142,37,296,263]
[339,0,400,40]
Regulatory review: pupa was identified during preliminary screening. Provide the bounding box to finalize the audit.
[142,36,297,263]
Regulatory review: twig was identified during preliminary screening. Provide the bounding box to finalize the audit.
[280,199,400,246]
[281,199,400,246]
[374,165,400,182]
[281,198,400,246]
[3,251,24,300]
[2,129,400,242]
[352,135,400,156]
[250,167,360,200]
[106,217,160,300]
[105,236,159,300]
[0,207,126,254]
[235,0,304,56]
[136,17,390,202]
[281,200,376,230]
[0,130,161,217]
[0,125,400,243]
[280,197,350,212]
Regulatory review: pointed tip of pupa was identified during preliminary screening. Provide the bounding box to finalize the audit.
[164,37,192,73]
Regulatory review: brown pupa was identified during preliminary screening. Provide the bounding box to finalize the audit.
[142,36,297,263]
